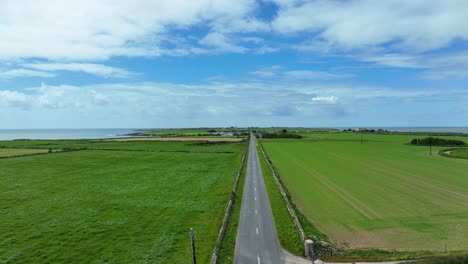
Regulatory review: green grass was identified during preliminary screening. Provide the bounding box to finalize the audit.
[413,254,468,264]
[217,144,248,264]
[0,148,49,158]
[261,133,468,253]
[440,148,468,160]
[256,143,304,255]
[0,140,243,263]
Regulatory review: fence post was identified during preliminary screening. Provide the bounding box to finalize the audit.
[190,228,197,264]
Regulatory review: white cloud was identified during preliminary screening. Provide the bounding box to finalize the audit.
[0,90,32,109]
[358,50,468,79]
[199,32,247,53]
[272,0,468,52]
[1,80,466,128]
[0,69,55,79]
[284,70,353,80]
[251,65,282,77]
[251,66,353,80]
[422,69,468,80]
[0,0,259,61]
[311,95,338,104]
[22,63,136,78]
[359,54,423,68]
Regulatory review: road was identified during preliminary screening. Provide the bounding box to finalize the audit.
[234,134,284,264]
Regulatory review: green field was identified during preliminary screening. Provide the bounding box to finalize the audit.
[261,133,468,252]
[441,148,468,160]
[0,139,244,263]
[0,148,49,158]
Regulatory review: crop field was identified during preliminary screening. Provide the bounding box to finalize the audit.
[0,139,244,263]
[261,133,468,251]
[0,148,49,158]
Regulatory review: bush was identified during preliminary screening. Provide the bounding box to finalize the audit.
[410,137,466,146]
[261,133,302,139]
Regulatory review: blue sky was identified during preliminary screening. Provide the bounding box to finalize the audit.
[0,0,467,128]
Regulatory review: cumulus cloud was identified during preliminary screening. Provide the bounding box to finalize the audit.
[1,80,466,128]
[272,0,468,52]
[0,90,32,109]
[0,0,259,60]
[199,32,247,53]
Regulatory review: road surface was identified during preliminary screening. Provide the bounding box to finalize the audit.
[234,134,284,264]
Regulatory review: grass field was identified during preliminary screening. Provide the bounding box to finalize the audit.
[109,137,243,142]
[0,139,244,263]
[0,148,49,158]
[441,148,468,160]
[261,133,468,252]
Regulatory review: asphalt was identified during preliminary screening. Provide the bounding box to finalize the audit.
[234,134,284,264]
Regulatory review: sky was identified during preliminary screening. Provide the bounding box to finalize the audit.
[1,0,468,129]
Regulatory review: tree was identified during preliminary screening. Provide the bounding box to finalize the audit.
[282,129,287,134]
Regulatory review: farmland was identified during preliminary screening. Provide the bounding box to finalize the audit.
[0,148,49,158]
[261,132,468,252]
[442,148,468,160]
[0,139,244,263]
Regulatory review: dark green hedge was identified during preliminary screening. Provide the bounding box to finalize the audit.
[410,137,466,146]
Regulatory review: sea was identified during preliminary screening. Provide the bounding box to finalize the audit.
[0,129,139,141]
[0,127,467,141]
[341,127,468,133]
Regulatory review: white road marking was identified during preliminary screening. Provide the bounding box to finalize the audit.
[255,209,257,215]
[257,254,261,264]
[256,227,259,235]
[254,187,256,191]
[254,196,257,201]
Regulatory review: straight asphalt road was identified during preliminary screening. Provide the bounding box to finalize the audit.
[234,134,284,264]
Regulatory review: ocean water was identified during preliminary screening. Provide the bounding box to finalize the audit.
[0,129,139,141]
[333,127,468,133]
[0,127,467,141]
[367,127,468,133]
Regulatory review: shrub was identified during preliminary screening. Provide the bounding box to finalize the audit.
[410,137,466,146]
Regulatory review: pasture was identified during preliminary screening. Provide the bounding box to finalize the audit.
[442,148,468,160]
[0,148,49,158]
[0,139,244,263]
[261,133,468,251]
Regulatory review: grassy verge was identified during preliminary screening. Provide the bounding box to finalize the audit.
[257,141,327,256]
[217,143,249,264]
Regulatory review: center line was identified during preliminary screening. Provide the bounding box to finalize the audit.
[254,196,257,201]
[257,254,261,264]
[255,209,257,215]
